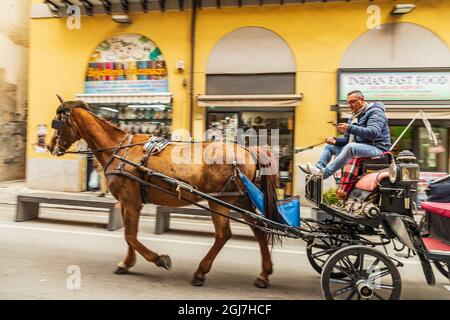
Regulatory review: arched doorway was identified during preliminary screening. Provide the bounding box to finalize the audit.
[199,27,301,197]
[77,33,173,191]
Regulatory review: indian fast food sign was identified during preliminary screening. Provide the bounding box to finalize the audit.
[338,69,450,102]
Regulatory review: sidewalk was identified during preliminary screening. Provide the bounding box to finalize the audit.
[0,180,156,216]
[0,180,315,219]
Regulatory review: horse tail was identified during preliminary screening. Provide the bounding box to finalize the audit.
[249,146,284,246]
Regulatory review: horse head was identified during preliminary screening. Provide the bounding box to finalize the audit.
[47,95,90,156]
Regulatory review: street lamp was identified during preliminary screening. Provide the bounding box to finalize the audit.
[391,4,416,15]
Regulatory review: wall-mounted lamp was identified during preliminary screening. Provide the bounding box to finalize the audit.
[176,60,185,73]
[391,4,416,15]
[112,14,132,24]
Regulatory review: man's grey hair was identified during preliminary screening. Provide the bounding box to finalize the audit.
[347,90,365,100]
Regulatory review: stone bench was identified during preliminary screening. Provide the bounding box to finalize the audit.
[15,193,123,231]
[154,205,240,234]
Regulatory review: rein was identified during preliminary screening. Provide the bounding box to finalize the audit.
[64,142,146,155]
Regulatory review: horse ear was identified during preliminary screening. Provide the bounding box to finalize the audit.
[57,94,65,104]
[79,101,90,110]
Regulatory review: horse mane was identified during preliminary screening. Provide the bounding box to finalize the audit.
[58,100,126,135]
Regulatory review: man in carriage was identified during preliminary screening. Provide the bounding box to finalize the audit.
[300,90,391,180]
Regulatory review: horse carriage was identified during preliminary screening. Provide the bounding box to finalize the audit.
[48,97,449,300]
[303,152,450,300]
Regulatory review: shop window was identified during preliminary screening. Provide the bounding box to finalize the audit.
[417,127,448,172]
[206,109,295,198]
[390,126,413,156]
[390,125,449,172]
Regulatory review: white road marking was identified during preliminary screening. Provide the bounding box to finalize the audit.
[0,222,422,265]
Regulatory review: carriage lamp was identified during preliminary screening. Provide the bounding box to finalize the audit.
[399,164,420,182]
[391,4,416,15]
[389,150,420,184]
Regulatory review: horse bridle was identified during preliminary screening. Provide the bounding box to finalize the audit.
[51,109,74,156]
[51,104,145,156]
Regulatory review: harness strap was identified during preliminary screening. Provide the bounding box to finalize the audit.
[118,134,135,171]
[139,137,168,204]
[103,134,132,174]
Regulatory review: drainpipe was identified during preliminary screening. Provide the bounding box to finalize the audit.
[189,0,198,137]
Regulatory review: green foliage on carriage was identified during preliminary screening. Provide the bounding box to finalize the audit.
[323,188,339,205]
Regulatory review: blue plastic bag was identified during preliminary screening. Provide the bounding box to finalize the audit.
[240,174,301,227]
[277,196,301,227]
[240,173,265,214]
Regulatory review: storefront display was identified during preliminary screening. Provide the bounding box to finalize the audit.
[206,109,295,197]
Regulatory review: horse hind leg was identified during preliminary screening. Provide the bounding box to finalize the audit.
[115,204,171,275]
[192,200,232,287]
[242,215,273,288]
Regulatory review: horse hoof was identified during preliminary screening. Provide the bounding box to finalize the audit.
[254,277,269,289]
[191,275,205,287]
[157,255,172,271]
[114,267,129,275]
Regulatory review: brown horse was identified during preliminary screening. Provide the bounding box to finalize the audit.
[47,99,282,288]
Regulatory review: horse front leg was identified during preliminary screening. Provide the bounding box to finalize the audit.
[115,204,171,274]
[192,200,232,286]
[114,203,136,274]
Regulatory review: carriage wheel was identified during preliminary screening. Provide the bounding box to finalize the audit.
[321,245,402,300]
[306,238,360,279]
[434,261,449,280]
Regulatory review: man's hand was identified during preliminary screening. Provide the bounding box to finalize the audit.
[326,137,336,145]
[336,123,349,134]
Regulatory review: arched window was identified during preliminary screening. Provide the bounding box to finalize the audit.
[206,27,296,94]
[341,22,449,68]
[84,33,168,94]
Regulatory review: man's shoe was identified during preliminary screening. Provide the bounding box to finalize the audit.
[298,164,311,174]
[306,163,323,176]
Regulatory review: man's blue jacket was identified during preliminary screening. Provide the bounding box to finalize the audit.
[335,102,392,151]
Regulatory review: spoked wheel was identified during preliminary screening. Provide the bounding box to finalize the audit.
[307,237,359,279]
[434,261,449,279]
[321,245,402,300]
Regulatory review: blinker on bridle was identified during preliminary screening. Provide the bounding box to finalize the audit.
[52,95,73,156]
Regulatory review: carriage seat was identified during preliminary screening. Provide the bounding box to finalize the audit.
[336,152,392,199]
[421,202,450,219]
[360,152,391,174]
[354,171,389,192]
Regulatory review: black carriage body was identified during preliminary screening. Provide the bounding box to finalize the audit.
[305,176,322,206]
[378,180,417,216]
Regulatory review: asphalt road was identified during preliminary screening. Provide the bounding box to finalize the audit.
[0,204,448,300]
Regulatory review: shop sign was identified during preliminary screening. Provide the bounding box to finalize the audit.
[85,34,168,94]
[339,69,450,102]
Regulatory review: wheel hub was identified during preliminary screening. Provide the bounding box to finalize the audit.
[356,279,374,299]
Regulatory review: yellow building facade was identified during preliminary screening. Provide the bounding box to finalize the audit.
[28,0,450,193]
